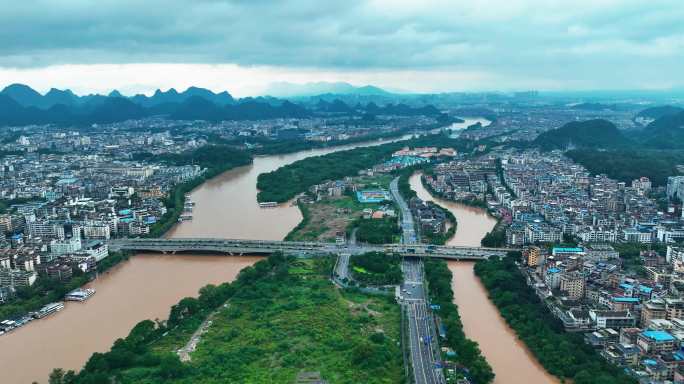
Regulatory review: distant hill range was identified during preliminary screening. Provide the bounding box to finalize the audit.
[533,119,632,150]
[634,105,684,122]
[130,87,234,107]
[0,83,235,109]
[570,102,617,111]
[264,81,393,98]
[0,83,443,127]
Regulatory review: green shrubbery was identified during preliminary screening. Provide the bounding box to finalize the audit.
[350,252,402,285]
[352,217,400,244]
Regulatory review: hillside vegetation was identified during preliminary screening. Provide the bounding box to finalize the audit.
[640,110,684,149]
[533,119,631,150]
[566,149,684,186]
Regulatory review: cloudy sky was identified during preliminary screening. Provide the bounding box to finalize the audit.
[0,0,683,96]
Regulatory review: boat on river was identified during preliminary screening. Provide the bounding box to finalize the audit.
[33,302,65,319]
[258,201,278,208]
[65,288,96,302]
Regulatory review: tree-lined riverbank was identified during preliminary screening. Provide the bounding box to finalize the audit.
[474,254,636,384]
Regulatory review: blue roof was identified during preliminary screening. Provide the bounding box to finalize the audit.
[643,359,658,366]
[547,267,561,274]
[613,297,640,303]
[356,190,390,203]
[639,285,653,294]
[552,247,584,254]
[620,283,634,290]
[642,330,675,342]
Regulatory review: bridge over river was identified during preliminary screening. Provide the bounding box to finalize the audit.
[108,238,511,260]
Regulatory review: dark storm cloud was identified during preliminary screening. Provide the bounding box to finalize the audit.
[0,0,683,89]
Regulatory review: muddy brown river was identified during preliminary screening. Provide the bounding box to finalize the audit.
[410,172,559,384]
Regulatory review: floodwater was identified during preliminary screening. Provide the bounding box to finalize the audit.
[409,172,560,384]
[0,136,406,384]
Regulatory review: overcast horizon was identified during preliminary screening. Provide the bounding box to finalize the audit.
[1,0,683,97]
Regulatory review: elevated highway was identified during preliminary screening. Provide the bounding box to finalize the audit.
[108,237,511,260]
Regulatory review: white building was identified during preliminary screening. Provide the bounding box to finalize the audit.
[667,176,684,200]
[545,267,562,289]
[667,246,684,273]
[81,241,109,262]
[50,237,82,256]
[83,224,111,240]
[622,228,653,244]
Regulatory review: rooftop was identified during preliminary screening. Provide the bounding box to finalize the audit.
[641,330,675,342]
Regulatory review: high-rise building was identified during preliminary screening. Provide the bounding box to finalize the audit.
[526,246,542,267]
[560,271,585,300]
[667,176,684,200]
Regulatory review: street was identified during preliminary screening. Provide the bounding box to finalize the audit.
[391,177,445,384]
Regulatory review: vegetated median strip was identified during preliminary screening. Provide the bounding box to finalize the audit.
[473,253,636,384]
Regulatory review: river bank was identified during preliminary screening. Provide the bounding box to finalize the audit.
[474,255,635,384]
[409,171,561,384]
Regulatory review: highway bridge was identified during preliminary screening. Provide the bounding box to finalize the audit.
[108,237,511,260]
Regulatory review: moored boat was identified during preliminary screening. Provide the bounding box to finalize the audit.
[33,302,65,319]
[65,288,96,302]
